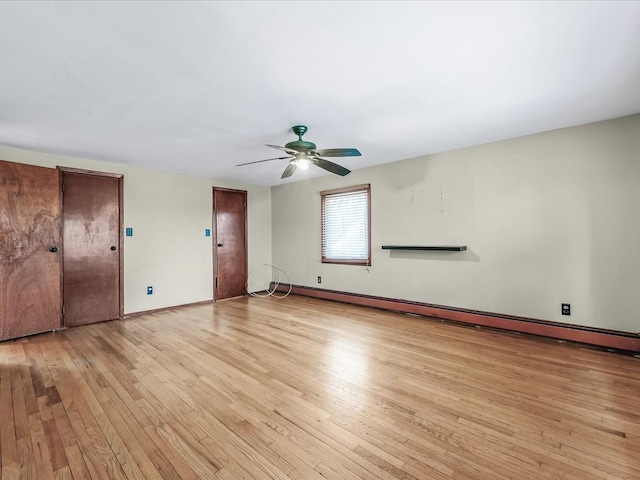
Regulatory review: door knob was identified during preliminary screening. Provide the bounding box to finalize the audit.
[49,246,58,253]
[217,243,223,247]
[110,246,117,251]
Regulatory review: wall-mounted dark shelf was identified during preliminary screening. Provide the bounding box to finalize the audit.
[382,245,467,251]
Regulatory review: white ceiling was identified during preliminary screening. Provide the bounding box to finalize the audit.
[1,1,639,186]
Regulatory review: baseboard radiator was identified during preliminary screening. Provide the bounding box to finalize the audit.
[270,283,640,353]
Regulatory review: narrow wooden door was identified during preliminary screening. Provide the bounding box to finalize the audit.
[62,171,122,326]
[0,160,61,340]
[213,187,247,300]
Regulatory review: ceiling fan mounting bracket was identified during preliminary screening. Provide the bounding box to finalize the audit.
[292,125,308,139]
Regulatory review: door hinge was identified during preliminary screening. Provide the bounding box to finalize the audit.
[61,183,65,192]
[61,306,65,319]
[215,277,218,288]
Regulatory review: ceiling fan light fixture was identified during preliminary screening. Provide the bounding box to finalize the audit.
[295,156,310,170]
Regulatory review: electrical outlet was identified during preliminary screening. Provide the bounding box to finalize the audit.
[317,276,322,284]
[561,303,570,316]
[147,286,153,295]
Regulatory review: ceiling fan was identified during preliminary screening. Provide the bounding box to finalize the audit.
[236,125,361,179]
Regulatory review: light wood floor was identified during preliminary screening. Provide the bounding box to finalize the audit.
[1,295,639,480]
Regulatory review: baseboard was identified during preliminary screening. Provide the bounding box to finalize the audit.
[123,299,214,319]
[271,283,640,353]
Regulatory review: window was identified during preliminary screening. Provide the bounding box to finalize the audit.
[321,184,371,266]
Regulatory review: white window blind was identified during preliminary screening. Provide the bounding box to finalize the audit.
[321,184,371,265]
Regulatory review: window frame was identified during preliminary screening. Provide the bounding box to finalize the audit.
[320,183,371,266]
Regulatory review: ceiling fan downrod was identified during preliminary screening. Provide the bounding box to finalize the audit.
[291,125,308,140]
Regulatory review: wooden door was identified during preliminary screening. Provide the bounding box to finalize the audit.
[62,170,122,326]
[0,160,61,340]
[213,188,247,300]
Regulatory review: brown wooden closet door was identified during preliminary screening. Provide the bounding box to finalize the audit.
[213,188,247,300]
[0,160,61,340]
[62,172,120,326]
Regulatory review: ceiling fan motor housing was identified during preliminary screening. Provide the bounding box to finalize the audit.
[285,139,316,152]
[285,125,316,152]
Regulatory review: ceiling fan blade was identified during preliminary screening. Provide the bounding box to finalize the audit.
[266,144,299,155]
[281,162,297,179]
[236,156,292,167]
[314,148,361,158]
[312,158,351,176]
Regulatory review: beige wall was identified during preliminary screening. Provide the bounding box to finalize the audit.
[271,114,640,333]
[0,145,272,314]
[3,114,638,332]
